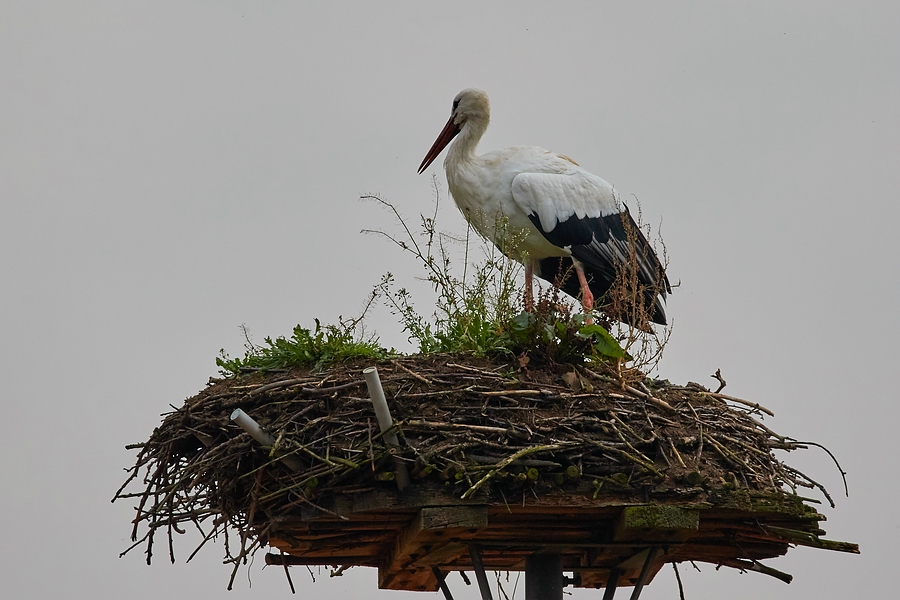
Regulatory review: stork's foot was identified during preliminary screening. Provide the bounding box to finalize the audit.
[573,260,595,324]
[580,291,595,325]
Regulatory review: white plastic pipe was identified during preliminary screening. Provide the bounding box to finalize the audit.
[362,366,409,490]
[363,367,400,446]
[231,408,276,446]
[230,408,302,471]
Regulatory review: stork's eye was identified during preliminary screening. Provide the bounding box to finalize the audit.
[452,99,460,111]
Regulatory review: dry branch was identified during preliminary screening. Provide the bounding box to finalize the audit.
[113,354,851,589]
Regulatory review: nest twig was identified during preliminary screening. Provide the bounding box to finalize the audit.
[113,354,839,584]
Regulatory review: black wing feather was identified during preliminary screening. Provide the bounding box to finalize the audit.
[529,209,670,326]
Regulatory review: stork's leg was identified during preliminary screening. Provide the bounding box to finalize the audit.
[524,260,535,312]
[573,260,594,320]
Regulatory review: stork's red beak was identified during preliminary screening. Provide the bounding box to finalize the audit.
[417,116,461,174]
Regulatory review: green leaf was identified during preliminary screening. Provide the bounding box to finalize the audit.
[511,311,535,331]
[578,323,628,359]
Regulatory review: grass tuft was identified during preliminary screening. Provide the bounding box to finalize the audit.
[216,317,391,376]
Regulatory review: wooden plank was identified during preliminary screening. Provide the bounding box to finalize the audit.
[665,541,788,563]
[411,541,470,567]
[264,552,380,567]
[759,525,860,553]
[261,492,846,592]
[351,486,651,514]
[353,487,493,513]
[421,506,489,529]
[614,506,699,543]
[378,506,489,591]
[268,536,392,552]
[576,547,666,589]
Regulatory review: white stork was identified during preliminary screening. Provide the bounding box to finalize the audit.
[417,88,670,327]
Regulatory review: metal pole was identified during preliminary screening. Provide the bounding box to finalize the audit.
[468,545,493,600]
[628,547,660,600]
[431,567,455,600]
[602,568,621,600]
[525,553,563,600]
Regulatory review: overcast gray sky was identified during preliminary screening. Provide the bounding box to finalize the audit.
[2,2,897,598]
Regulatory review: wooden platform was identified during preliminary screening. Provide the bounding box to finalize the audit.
[263,483,858,592]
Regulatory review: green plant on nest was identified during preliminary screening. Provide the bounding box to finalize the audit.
[216,314,390,377]
[363,183,524,357]
[501,301,629,366]
[363,183,637,366]
[216,182,669,376]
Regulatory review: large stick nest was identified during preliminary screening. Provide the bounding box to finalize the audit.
[114,354,847,586]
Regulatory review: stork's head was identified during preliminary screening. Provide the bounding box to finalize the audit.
[451,88,490,127]
[418,88,491,174]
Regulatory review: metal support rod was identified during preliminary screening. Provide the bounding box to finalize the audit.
[628,547,660,600]
[362,366,410,490]
[602,568,621,600]
[468,545,493,600]
[230,409,303,471]
[431,567,455,600]
[525,553,563,600]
